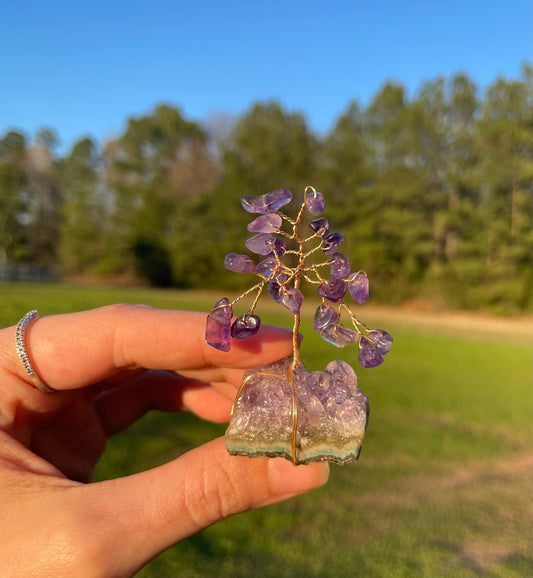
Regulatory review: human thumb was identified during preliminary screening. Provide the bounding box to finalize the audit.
[83,437,329,576]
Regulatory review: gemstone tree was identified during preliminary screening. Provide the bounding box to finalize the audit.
[205,186,392,464]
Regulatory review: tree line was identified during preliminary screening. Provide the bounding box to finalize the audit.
[1,66,531,313]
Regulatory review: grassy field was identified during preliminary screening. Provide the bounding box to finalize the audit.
[1,282,532,577]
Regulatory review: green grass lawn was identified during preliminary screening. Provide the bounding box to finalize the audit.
[1,282,532,577]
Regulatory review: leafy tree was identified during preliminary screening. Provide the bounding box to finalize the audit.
[58,137,105,275]
[23,128,62,266]
[0,131,28,263]
[477,65,533,310]
[105,104,216,285]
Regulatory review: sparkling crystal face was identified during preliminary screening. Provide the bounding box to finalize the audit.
[205,186,392,464]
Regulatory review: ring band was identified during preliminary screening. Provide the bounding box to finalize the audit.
[15,310,54,393]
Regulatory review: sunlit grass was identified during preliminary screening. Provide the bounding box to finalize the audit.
[1,282,531,577]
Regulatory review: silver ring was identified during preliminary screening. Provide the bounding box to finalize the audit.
[15,310,54,393]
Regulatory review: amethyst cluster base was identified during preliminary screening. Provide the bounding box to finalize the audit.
[225,358,369,465]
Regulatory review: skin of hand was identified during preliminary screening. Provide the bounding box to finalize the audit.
[0,304,329,577]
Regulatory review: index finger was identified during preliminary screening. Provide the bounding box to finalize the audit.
[2,304,293,391]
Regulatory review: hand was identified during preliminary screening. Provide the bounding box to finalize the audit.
[0,304,329,577]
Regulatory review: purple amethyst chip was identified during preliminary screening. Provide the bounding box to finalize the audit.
[347,271,369,304]
[224,253,255,274]
[322,232,344,256]
[309,218,329,237]
[247,214,282,233]
[320,324,358,347]
[205,297,232,351]
[231,314,261,339]
[241,188,293,214]
[317,277,348,303]
[358,336,384,368]
[245,233,276,255]
[280,287,304,315]
[329,252,351,278]
[305,191,325,216]
[368,329,393,355]
[313,303,339,331]
[255,256,277,277]
[272,238,288,258]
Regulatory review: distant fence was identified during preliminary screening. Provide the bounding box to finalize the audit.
[0,262,61,283]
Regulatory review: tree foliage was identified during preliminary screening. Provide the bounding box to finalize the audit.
[1,67,531,312]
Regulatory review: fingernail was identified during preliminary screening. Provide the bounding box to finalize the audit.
[268,458,330,496]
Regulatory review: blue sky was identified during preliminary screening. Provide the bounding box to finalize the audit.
[1,0,531,153]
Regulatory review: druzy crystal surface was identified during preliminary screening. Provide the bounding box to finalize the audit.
[226,358,369,464]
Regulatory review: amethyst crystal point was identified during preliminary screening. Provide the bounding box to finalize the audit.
[224,252,255,274]
[225,358,369,464]
[241,188,293,214]
[347,271,369,304]
[320,324,358,347]
[322,232,345,256]
[231,314,261,339]
[329,252,351,278]
[280,286,304,315]
[245,233,276,255]
[358,336,384,368]
[317,277,348,302]
[247,213,282,233]
[313,303,339,331]
[205,298,232,351]
[309,218,329,237]
[368,329,393,355]
[305,191,325,216]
